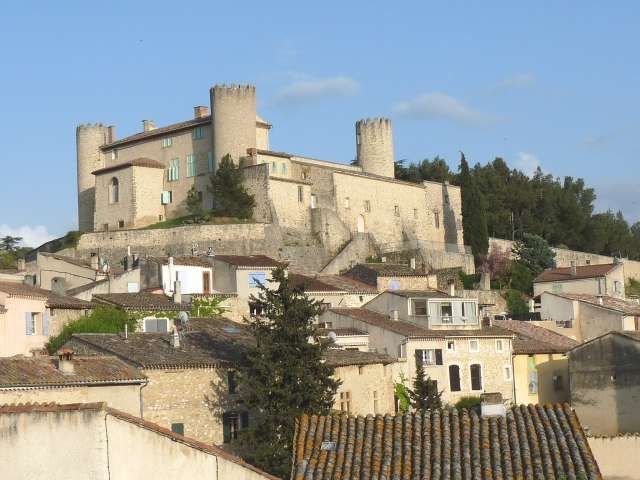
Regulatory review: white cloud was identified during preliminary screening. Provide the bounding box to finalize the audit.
[494,73,535,90]
[0,224,56,249]
[514,152,541,177]
[394,92,497,127]
[272,76,360,105]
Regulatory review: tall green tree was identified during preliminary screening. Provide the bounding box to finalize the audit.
[409,362,442,411]
[235,267,339,478]
[185,185,203,217]
[459,152,489,259]
[0,236,22,252]
[510,233,556,294]
[208,154,256,219]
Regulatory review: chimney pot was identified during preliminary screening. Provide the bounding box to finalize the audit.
[142,120,156,132]
[193,106,209,119]
[57,349,75,375]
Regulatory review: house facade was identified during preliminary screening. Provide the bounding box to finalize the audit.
[534,262,626,299]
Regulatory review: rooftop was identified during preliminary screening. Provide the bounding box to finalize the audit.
[344,263,430,287]
[292,404,601,480]
[313,275,378,294]
[0,356,146,389]
[0,281,93,309]
[288,273,344,293]
[323,349,394,367]
[329,308,512,339]
[534,263,618,283]
[493,320,578,354]
[92,292,183,311]
[387,289,455,299]
[546,292,640,315]
[214,254,283,269]
[92,157,166,175]
[146,256,213,268]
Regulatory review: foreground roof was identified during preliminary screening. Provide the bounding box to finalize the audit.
[292,404,601,480]
[214,254,283,268]
[494,320,578,354]
[0,281,92,309]
[91,157,165,175]
[0,356,146,389]
[329,308,513,339]
[323,349,394,367]
[345,263,430,287]
[546,292,640,315]
[288,274,344,293]
[534,263,618,283]
[314,275,378,294]
[92,292,183,311]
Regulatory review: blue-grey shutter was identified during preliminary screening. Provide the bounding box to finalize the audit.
[25,312,31,335]
[43,311,50,336]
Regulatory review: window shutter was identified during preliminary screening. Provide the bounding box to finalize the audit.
[435,349,443,365]
[43,311,50,336]
[414,349,424,368]
[222,413,231,443]
[240,411,249,429]
[25,312,31,335]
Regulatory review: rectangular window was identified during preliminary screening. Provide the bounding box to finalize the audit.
[412,299,427,316]
[495,339,504,352]
[161,191,171,204]
[469,339,479,352]
[162,137,173,148]
[168,158,180,181]
[271,161,277,173]
[413,208,418,219]
[449,365,461,392]
[504,365,512,381]
[528,355,538,394]
[298,186,304,203]
[25,312,36,336]
[118,220,125,229]
[434,211,440,229]
[222,412,249,443]
[440,302,453,322]
[365,200,371,212]
[186,154,196,177]
[171,423,184,435]
[415,349,443,366]
[249,272,266,288]
[339,392,351,413]
[207,152,214,173]
[447,340,455,352]
[470,364,482,391]
[553,374,564,391]
[144,318,168,332]
[192,127,204,139]
[281,163,287,175]
[42,311,49,336]
[394,205,400,216]
[310,194,317,209]
[111,150,118,160]
[462,302,476,321]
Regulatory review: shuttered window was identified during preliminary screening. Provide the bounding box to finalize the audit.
[168,158,180,181]
[470,364,482,391]
[43,311,50,336]
[186,154,196,177]
[207,152,214,173]
[449,365,461,392]
[415,349,443,367]
[144,318,168,332]
[25,313,35,335]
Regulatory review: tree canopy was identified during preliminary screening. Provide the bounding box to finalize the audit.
[208,154,256,219]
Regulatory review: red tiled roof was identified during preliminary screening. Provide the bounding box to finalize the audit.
[0,281,92,309]
[534,263,618,283]
[214,254,283,268]
[292,405,601,480]
[323,349,394,367]
[288,273,344,293]
[494,320,578,354]
[101,117,210,150]
[92,157,165,175]
[92,292,182,311]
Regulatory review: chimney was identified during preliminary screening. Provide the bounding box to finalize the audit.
[57,349,75,375]
[194,106,209,119]
[410,258,416,270]
[142,120,156,132]
[480,392,506,417]
[17,258,26,272]
[570,261,577,276]
[449,282,456,297]
[173,280,182,304]
[90,253,99,271]
[597,296,604,306]
[171,330,180,348]
[390,310,399,321]
[107,125,116,143]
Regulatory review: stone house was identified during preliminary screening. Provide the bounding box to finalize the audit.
[319,289,516,405]
[538,291,640,341]
[92,292,183,333]
[0,353,146,415]
[569,331,640,436]
[291,404,602,480]
[288,273,377,310]
[316,327,370,352]
[0,281,92,357]
[493,320,577,405]
[0,402,276,480]
[533,262,625,299]
[343,262,438,292]
[142,256,214,295]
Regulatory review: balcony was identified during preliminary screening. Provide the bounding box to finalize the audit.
[407,315,479,327]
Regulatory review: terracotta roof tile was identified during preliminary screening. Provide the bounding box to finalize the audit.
[92,292,182,311]
[92,157,165,175]
[0,356,146,388]
[288,273,344,293]
[494,320,578,354]
[314,275,378,294]
[547,292,640,315]
[214,254,283,268]
[292,405,601,480]
[0,402,106,414]
[0,281,92,309]
[102,117,210,149]
[534,263,618,283]
[323,349,394,367]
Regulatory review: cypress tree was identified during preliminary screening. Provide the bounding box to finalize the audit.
[235,267,340,478]
[409,362,443,411]
[459,152,489,259]
[208,154,256,219]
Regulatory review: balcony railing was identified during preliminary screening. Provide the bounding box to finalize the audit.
[407,315,479,326]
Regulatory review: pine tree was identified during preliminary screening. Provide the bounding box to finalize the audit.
[235,267,340,478]
[409,362,442,411]
[208,154,256,219]
[459,152,489,259]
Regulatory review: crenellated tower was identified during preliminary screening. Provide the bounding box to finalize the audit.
[76,123,112,231]
[210,84,257,168]
[355,117,395,178]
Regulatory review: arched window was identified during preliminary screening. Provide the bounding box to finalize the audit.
[449,365,461,392]
[109,177,119,204]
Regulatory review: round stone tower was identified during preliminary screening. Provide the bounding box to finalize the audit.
[210,84,257,168]
[76,123,110,232]
[355,117,394,178]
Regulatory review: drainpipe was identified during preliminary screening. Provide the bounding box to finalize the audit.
[139,379,149,418]
[510,338,517,404]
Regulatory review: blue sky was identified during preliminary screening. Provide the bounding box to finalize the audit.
[1,1,639,247]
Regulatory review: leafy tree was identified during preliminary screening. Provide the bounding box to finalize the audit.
[186,185,203,217]
[478,245,512,287]
[409,362,442,411]
[394,373,411,413]
[512,233,556,276]
[208,154,256,219]
[508,262,535,294]
[459,152,489,259]
[505,289,529,316]
[46,306,137,353]
[235,267,339,478]
[0,235,23,252]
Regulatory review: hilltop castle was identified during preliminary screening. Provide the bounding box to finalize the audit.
[77,84,465,259]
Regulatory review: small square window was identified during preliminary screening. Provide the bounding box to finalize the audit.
[504,365,512,381]
[495,339,504,352]
[365,200,371,212]
[118,220,125,229]
[162,137,173,148]
[394,205,400,216]
[171,423,184,435]
[469,339,479,352]
[553,374,564,391]
[447,340,455,352]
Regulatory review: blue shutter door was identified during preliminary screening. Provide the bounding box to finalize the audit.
[43,311,50,336]
[25,312,31,335]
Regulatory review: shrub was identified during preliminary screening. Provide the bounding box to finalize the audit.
[454,396,482,410]
[505,289,529,316]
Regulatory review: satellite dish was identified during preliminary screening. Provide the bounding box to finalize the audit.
[327,331,338,343]
[178,311,189,325]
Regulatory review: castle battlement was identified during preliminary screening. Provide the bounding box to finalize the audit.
[211,84,256,97]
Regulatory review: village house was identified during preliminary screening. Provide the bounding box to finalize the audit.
[493,320,577,405]
[288,273,377,310]
[92,292,183,332]
[343,262,438,292]
[533,262,626,299]
[320,289,515,405]
[0,402,276,480]
[537,291,640,341]
[291,403,601,479]
[568,330,640,436]
[0,281,92,357]
[0,352,146,415]
[141,256,213,296]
